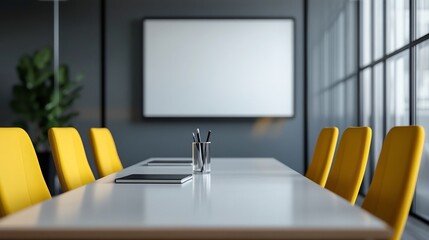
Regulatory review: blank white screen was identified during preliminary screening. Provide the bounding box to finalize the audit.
[143,19,294,117]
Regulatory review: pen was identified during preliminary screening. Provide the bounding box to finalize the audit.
[196,128,202,142]
[196,128,204,172]
[206,130,211,142]
[192,132,200,152]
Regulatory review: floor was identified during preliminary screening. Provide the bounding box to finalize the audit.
[355,196,429,240]
[403,216,429,240]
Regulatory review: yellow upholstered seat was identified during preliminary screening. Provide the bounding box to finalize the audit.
[89,128,123,178]
[0,128,51,216]
[362,126,425,240]
[305,127,339,187]
[325,127,372,204]
[48,127,95,192]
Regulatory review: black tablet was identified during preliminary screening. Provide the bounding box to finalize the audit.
[146,160,192,166]
[115,174,193,184]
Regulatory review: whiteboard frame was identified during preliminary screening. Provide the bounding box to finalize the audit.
[142,17,296,118]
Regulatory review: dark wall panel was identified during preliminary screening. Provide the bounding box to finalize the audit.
[60,0,102,177]
[0,0,53,127]
[105,0,305,172]
[0,0,101,177]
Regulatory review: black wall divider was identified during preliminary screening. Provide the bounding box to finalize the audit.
[101,0,106,128]
[303,0,308,171]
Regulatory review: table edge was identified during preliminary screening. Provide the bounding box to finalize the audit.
[0,227,391,240]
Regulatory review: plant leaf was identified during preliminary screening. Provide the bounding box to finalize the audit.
[33,48,52,70]
[34,70,52,87]
[18,56,36,89]
[58,65,68,85]
[10,47,84,145]
[45,88,61,111]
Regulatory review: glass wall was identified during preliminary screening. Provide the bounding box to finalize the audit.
[357,0,429,222]
[416,38,429,219]
[386,50,410,129]
[386,0,410,53]
[307,0,358,161]
[416,0,429,39]
[374,0,384,60]
[359,68,372,194]
[361,0,372,66]
[372,63,384,168]
[361,69,372,127]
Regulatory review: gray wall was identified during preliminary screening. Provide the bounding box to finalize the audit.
[60,0,102,177]
[1,0,305,175]
[105,0,305,173]
[0,0,101,177]
[0,0,53,127]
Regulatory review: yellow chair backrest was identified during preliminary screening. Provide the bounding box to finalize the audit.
[325,127,372,204]
[305,127,339,187]
[362,126,424,240]
[89,128,123,178]
[48,127,95,192]
[0,128,51,216]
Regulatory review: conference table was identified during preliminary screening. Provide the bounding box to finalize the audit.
[0,158,391,239]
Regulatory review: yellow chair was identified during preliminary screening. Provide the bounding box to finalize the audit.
[48,127,95,192]
[362,126,424,240]
[305,127,339,187]
[325,127,372,204]
[89,128,123,178]
[0,128,51,216]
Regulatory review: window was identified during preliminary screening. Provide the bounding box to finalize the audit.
[372,63,384,167]
[309,0,429,223]
[359,63,384,194]
[361,68,372,127]
[386,0,410,53]
[416,0,429,39]
[361,0,372,66]
[360,68,372,195]
[358,0,429,222]
[345,77,357,127]
[346,1,358,74]
[386,50,410,129]
[307,0,358,169]
[415,40,429,219]
[374,0,384,60]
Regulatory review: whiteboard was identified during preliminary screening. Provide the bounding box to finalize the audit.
[143,18,294,117]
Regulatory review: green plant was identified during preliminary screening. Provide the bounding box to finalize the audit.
[10,47,82,151]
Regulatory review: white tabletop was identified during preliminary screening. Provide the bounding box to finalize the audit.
[0,158,391,239]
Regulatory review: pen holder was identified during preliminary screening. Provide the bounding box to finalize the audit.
[192,142,211,174]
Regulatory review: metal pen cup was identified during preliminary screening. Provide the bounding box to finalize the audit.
[192,142,211,174]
